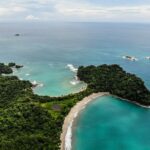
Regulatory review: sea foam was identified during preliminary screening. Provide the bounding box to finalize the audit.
[67,64,78,73]
[65,111,79,150]
[70,80,80,85]
[25,73,30,76]
[65,121,73,150]
[70,75,80,85]
[32,80,37,85]
[38,83,44,87]
[32,80,44,88]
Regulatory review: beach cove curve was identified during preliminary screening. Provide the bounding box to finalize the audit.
[60,92,109,150]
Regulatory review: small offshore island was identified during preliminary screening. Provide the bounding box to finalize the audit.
[0,62,150,150]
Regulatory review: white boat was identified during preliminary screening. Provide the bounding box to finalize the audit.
[122,56,138,61]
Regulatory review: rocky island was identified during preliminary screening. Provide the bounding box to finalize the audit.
[8,62,23,69]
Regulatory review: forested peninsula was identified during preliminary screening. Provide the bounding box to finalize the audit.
[0,62,150,150]
[78,64,150,105]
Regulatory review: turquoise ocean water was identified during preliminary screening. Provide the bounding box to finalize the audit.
[73,96,150,150]
[0,22,150,149]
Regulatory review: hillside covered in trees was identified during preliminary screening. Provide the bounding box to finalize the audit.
[0,63,92,150]
[0,63,150,150]
[77,64,150,105]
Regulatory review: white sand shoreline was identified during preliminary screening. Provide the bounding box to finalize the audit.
[60,92,109,150]
[60,92,150,150]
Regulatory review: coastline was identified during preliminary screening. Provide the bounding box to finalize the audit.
[60,92,150,150]
[112,95,150,109]
[60,92,109,150]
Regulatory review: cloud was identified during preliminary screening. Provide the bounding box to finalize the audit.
[12,6,27,12]
[25,15,39,20]
[55,3,150,16]
[0,0,150,22]
[52,2,150,21]
[0,5,27,17]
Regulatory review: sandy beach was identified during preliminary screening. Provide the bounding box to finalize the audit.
[60,92,109,150]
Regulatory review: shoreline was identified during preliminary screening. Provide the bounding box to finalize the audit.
[60,92,150,150]
[112,95,150,109]
[60,92,109,150]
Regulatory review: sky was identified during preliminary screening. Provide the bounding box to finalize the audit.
[1,0,150,22]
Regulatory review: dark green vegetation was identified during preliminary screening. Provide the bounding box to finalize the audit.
[78,64,150,105]
[0,63,150,150]
[0,63,92,150]
[8,62,16,67]
[0,63,13,74]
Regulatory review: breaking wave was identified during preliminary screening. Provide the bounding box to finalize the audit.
[25,73,30,76]
[65,112,78,150]
[65,121,73,150]
[70,76,80,85]
[67,64,78,73]
[31,80,44,88]
[32,80,37,85]
[38,83,44,87]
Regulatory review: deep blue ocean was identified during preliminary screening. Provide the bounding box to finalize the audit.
[0,22,150,150]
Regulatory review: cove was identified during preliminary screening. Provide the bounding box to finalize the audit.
[72,96,150,150]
